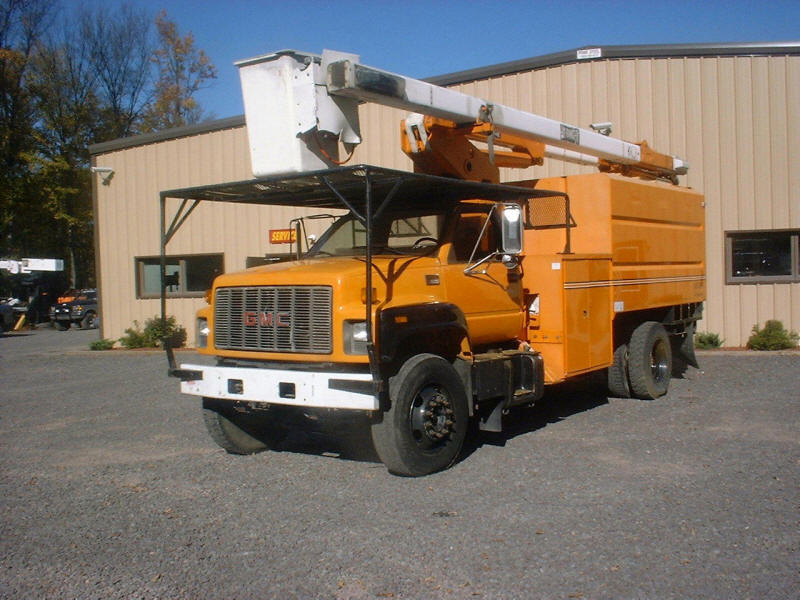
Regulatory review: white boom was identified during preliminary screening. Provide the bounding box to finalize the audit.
[237,50,687,179]
[0,258,64,274]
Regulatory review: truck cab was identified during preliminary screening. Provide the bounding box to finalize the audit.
[174,167,559,475]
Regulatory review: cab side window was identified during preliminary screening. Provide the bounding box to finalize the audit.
[452,212,498,262]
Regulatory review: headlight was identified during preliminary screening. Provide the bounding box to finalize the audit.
[343,320,368,355]
[197,317,209,348]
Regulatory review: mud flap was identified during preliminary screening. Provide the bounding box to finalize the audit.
[677,321,699,369]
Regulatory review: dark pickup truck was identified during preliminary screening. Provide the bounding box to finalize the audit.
[50,289,98,330]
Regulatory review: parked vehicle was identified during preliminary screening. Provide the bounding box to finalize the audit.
[0,301,14,332]
[166,50,704,476]
[50,289,98,330]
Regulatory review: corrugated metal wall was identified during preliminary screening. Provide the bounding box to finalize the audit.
[354,55,800,346]
[93,127,325,343]
[94,53,799,347]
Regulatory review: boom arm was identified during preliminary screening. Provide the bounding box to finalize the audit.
[326,59,687,182]
[236,50,687,183]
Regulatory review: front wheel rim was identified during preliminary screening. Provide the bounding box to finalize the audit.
[408,384,456,450]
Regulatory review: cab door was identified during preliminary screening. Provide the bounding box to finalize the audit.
[439,205,524,346]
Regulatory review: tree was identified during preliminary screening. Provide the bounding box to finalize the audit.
[143,10,217,131]
[81,3,153,139]
[0,0,55,260]
[28,27,99,286]
[0,2,218,290]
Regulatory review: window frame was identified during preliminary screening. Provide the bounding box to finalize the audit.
[135,253,224,299]
[725,229,799,284]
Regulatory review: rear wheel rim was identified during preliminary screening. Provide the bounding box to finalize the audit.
[650,338,670,384]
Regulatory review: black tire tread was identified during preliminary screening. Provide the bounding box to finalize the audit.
[628,321,672,400]
[203,403,267,454]
[371,353,468,477]
[608,343,632,398]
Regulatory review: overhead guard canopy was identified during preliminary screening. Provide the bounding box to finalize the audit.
[160,165,558,213]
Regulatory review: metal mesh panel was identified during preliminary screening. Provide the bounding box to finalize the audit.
[527,195,571,229]
[214,286,332,354]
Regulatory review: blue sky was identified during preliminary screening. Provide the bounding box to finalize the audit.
[78,0,800,120]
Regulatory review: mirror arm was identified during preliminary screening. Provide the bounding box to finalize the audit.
[464,251,499,275]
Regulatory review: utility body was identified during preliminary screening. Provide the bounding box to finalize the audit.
[165,50,705,476]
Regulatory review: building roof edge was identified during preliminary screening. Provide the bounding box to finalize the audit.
[89,115,246,156]
[90,41,800,154]
[425,41,800,86]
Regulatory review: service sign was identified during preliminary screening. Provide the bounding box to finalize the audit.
[269,229,296,244]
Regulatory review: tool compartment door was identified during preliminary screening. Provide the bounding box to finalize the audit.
[562,256,613,375]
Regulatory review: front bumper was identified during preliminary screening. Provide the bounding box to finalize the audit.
[177,363,378,410]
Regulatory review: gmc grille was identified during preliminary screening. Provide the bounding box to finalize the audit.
[214,286,332,354]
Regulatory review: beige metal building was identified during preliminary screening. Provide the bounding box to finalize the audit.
[90,42,800,347]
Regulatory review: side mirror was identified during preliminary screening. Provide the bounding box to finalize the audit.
[499,203,523,255]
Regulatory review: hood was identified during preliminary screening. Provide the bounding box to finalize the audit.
[213,254,441,289]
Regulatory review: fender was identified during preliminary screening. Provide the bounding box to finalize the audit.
[378,303,469,364]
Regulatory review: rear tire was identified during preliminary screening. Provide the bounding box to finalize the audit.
[202,399,285,455]
[628,322,672,399]
[371,354,469,476]
[607,343,632,398]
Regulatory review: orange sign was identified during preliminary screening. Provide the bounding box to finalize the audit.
[269,228,296,244]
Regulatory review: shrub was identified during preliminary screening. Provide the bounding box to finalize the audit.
[695,331,723,349]
[89,338,115,351]
[119,320,149,348]
[746,320,799,351]
[119,316,187,349]
[143,315,187,348]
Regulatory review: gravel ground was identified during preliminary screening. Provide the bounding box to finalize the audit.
[1,329,798,599]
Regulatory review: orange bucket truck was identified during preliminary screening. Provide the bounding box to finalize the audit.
[164,50,704,476]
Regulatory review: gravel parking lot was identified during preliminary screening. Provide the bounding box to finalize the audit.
[1,328,798,599]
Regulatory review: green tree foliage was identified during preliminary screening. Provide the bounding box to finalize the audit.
[0,1,216,289]
[1,0,54,265]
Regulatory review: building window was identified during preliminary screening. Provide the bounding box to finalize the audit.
[135,254,223,298]
[726,230,799,284]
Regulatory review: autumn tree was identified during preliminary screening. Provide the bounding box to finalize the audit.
[1,2,217,291]
[0,0,56,264]
[143,10,217,131]
[27,23,101,285]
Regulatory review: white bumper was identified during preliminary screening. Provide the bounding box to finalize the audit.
[179,363,378,410]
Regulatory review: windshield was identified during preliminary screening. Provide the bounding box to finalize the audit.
[307,210,448,257]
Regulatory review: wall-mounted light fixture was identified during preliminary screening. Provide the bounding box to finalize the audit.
[90,166,115,185]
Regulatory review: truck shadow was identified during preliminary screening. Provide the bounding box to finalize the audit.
[462,371,611,459]
[271,372,612,467]
[274,414,382,464]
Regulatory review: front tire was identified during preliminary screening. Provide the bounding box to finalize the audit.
[371,354,469,476]
[202,399,285,455]
[628,322,672,399]
[54,321,69,331]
